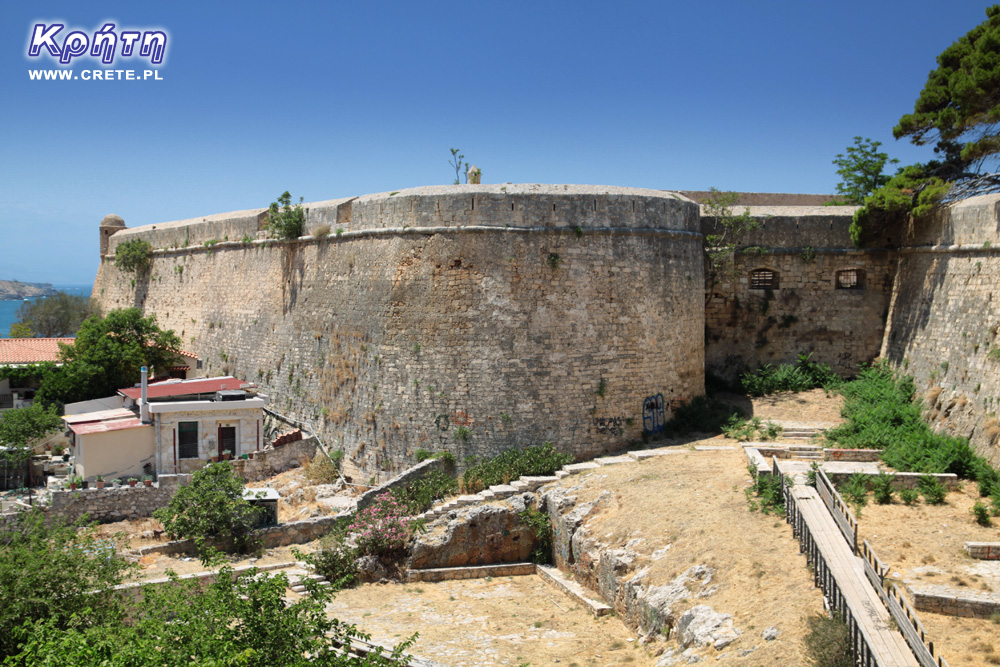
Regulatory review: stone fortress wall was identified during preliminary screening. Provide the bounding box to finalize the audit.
[94,185,706,478]
[93,185,1000,473]
[881,194,1000,467]
[699,203,895,380]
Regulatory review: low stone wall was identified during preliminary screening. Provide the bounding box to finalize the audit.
[910,585,1000,618]
[115,561,295,602]
[824,449,882,462]
[137,512,350,557]
[965,542,1000,560]
[823,470,960,490]
[229,437,317,482]
[355,457,449,512]
[406,562,535,582]
[46,474,190,524]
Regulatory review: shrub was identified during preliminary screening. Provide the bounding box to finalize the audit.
[294,531,357,590]
[391,470,458,515]
[348,493,411,560]
[871,472,895,504]
[461,442,573,493]
[153,462,264,564]
[722,415,781,441]
[972,501,992,527]
[840,473,870,511]
[745,464,785,514]
[114,238,152,274]
[304,450,343,484]
[917,475,947,504]
[826,363,996,482]
[803,613,853,667]
[899,487,920,505]
[741,353,840,397]
[312,224,331,238]
[519,507,554,564]
[266,191,305,240]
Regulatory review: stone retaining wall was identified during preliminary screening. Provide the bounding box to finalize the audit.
[355,457,449,512]
[909,585,1000,618]
[965,542,1000,560]
[406,562,535,582]
[824,449,882,462]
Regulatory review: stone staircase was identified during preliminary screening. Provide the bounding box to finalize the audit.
[284,565,332,596]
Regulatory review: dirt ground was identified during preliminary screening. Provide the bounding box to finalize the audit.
[326,576,644,667]
[93,389,1000,665]
[859,483,1000,667]
[555,444,825,666]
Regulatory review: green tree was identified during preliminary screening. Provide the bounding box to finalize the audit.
[9,564,414,666]
[114,238,153,274]
[266,191,305,239]
[7,322,33,338]
[14,291,100,337]
[0,510,133,660]
[895,6,1000,170]
[832,136,899,205]
[851,7,1000,246]
[448,147,467,185]
[701,188,760,288]
[153,462,264,563]
[34,308,181,406]
[0,404,62,469]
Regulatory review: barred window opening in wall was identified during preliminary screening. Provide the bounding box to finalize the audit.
[749,268,779,290]
[836,268,865,290]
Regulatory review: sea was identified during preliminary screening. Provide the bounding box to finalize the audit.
[0,284,93,338]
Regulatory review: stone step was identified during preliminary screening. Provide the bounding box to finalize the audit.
[595,456,633,466]
[488,484,518,499]
[536,565,612,617]
[562,462,600,474]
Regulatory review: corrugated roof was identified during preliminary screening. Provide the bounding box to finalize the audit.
[119,376,250,400]
[63,408,136,424]
[0,338,73,365]
[70,417,148,435]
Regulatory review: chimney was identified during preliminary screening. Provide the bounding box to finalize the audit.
[140,366,150,423]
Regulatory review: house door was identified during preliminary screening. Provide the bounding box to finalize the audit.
[218,426,237,458]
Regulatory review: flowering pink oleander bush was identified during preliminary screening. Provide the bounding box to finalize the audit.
[348,492,411,559]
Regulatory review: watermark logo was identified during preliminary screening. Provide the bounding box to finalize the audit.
[26,21,169,82]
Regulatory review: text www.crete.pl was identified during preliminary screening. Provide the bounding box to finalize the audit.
[28,69,164,81]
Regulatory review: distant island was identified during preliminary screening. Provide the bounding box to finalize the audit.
[0,280,59,301]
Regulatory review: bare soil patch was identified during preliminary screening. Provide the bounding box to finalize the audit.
[554,444,825,665]
[325,575,644,667]
[859,483,1000,667]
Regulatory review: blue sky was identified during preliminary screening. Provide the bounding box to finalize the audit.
[0,1,992,284]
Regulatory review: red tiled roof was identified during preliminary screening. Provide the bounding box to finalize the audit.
[0,338,74,365]
[70,417,149,435]
[119,376,249,400]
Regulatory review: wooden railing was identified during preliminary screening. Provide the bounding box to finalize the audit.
[782,482,884,666]
[816,467,858,553]
[860,539,951,667]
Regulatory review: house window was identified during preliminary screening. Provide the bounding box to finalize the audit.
[178,421,199,459]
[836,269,864,290]
[749,269,779,290]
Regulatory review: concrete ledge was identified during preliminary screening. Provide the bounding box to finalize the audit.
[536,564,612,617]
[406,562,536,582]
[966,542,1000,560]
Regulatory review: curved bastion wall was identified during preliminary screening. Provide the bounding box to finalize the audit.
[93,185,706,478]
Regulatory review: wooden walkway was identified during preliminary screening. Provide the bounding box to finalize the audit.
[788,485,920,667]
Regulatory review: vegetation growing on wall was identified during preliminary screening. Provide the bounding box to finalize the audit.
[114,238,152,274]
[266,191,305,240]
[702,188,759,286]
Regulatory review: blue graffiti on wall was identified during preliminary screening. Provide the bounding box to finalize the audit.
[642,393,665,434]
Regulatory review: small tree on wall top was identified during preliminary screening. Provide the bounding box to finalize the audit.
[266,191,305,240]
[702,188,760,290]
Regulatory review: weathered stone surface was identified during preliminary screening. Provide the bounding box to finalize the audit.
[408,500,536,569]
[675,605,739,650]
[93,185,705,476]
[355,555,388,583]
